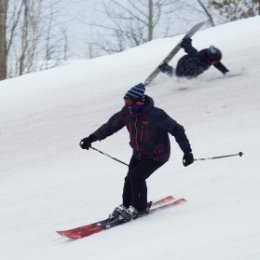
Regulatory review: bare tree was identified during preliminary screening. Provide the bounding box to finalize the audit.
[6,0,71,78]
[207,0,260,21]
[88,0,183,55]
[0,0,8,80]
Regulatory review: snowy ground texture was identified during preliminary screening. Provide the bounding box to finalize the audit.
[1,17,260,260]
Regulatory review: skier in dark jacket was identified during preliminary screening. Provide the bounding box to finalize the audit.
[80,83,194,220]
[159,37,229,79]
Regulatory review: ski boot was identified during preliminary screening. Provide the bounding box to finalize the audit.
[122,202,153,219]
[108,205,125,221]
[137,201,153,216]
[108,205,139,222]
[123,206,139,221]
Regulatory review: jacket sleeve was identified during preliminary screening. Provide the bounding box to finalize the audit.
[171,123,192,153]
[93,107,127,141]
[213,62,229,74]
[182,41,198,56]
[158,111,192,153]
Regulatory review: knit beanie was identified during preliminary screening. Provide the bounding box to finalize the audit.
[124,83,145,102]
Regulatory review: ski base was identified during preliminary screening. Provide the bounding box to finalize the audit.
[144,21,205,86]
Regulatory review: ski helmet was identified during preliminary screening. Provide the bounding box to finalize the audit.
[206,46,222,62]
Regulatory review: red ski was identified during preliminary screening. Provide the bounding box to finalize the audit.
[57,196,186,239]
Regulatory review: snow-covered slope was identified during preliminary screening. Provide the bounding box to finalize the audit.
[0,16,260,260]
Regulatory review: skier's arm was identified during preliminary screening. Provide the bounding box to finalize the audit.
[171,123,192,153]
[213,62,229,75]
[180,38,198,56]
[79,107,128,149]
[158,111,194,166]
[94,107,127,141]
[158,111,192,153]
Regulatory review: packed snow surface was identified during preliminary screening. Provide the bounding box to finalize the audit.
[0,17,260,260]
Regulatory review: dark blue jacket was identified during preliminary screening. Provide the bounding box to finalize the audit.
[176,43,229,78]
[93,96,191,163]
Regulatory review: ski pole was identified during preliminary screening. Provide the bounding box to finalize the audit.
[194,152,243,161]
[90,146,129,166]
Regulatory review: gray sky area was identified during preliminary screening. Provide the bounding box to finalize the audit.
[55,0,101,57]
[54,0,210,59]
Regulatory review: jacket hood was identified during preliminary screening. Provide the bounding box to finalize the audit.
[142,95,154,113]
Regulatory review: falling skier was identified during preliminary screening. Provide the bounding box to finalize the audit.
[79,83,194,221]
[159,37,229,79]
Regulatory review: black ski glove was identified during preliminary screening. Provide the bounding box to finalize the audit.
[182,151,194,167]
[223,69,230,75]
[80,134,98,150]
[159,63,174,76]
[180,37,192,49]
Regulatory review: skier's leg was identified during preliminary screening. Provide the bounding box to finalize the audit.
[122,156,141,208]
[128,158,164,212]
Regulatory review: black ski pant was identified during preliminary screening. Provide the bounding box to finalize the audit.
[122,156,165,212]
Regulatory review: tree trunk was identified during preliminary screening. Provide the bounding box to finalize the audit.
[148,0,153,41]
[0,0,8,80]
